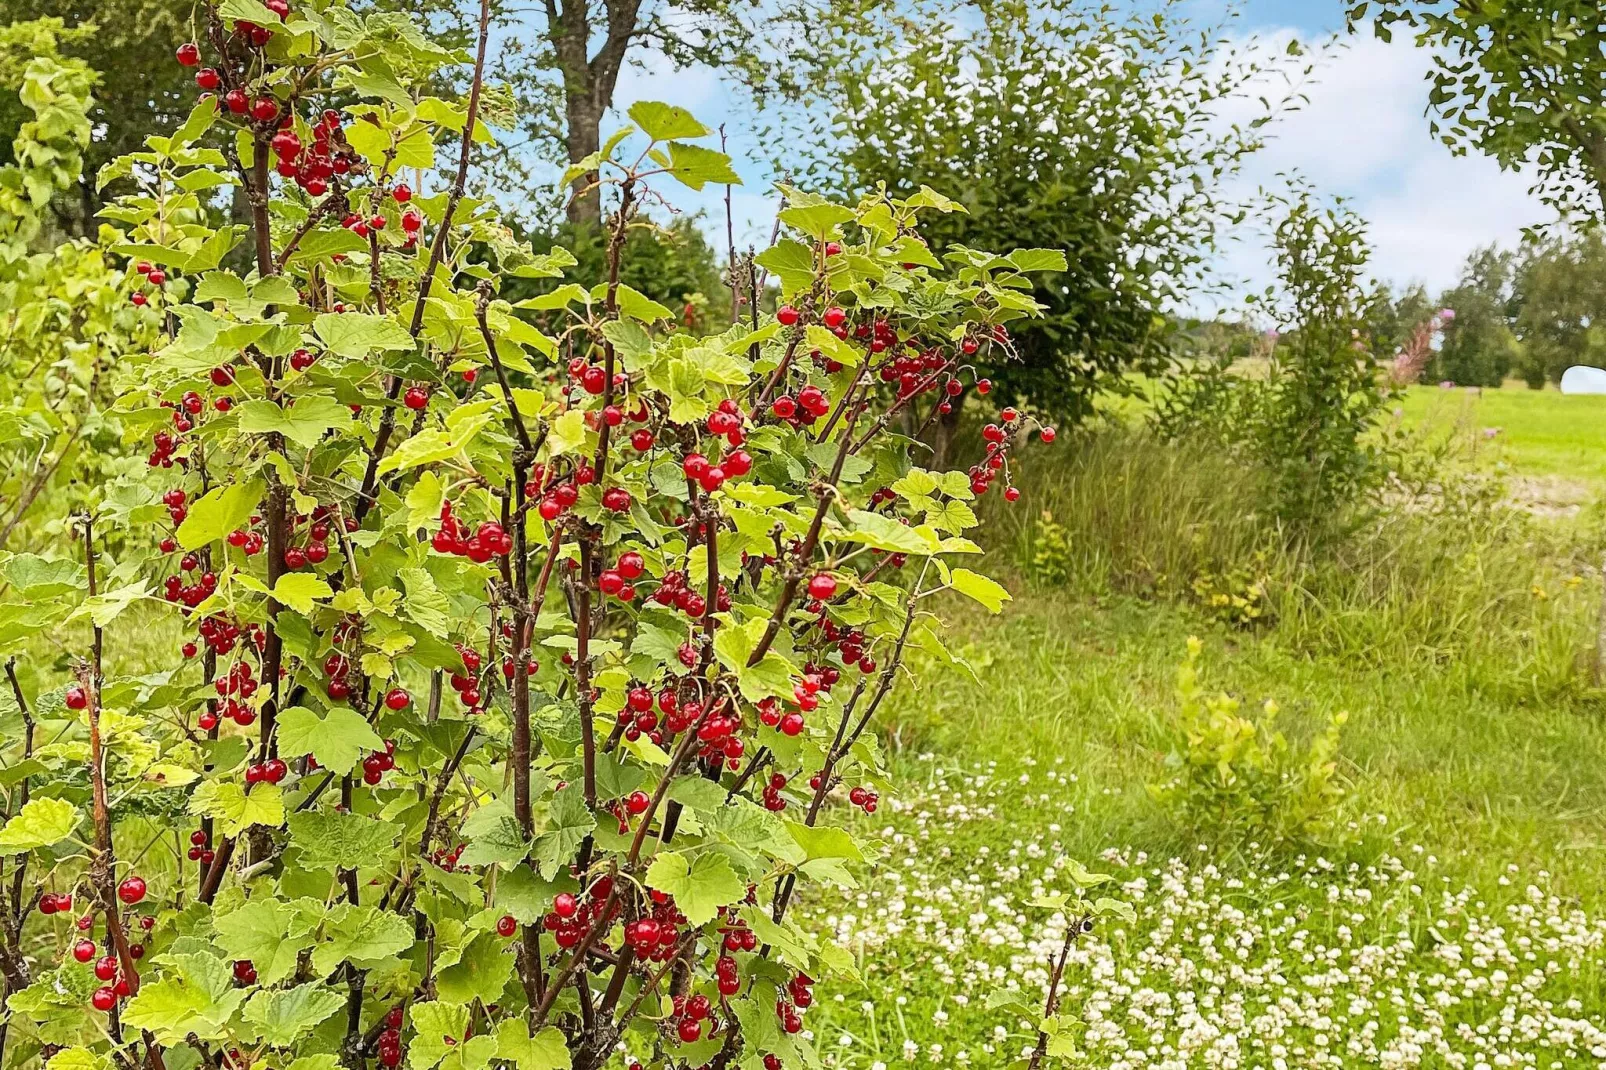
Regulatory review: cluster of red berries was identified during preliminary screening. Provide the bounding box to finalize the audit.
[431,502,513,561]
[615,683,659,742]
[544,878,618,950]
[160,550,220,609]
[429,841,466,872]
[282,514,340,569]
[244,757,289,786]
[233,958,258,985]
[776,973,814,1034]
[623,891,686,963]
[756,696,806,738]
[761,772,789,811]
[183,613,254,661]
[769,385,832,425]
[681,446,752,494]
[818,619,877,675]
[186,827,217,865]
[564,358,627,398]
[128,259,167,307]
[375,1005,407,1067]
[597,550,645,604]
[671,990,715,1043]
[361,740,398,785]
[448,647,486,712]
[147,428,182,468]
[647,569,730,620]
[36,891,75,915]
[971,408,1057,501]
[847,785,879,814]
[269,110,356,198]
[879,346,953,400]
[203,661,262,729]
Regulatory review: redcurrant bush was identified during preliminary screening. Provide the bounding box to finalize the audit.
[0,7,1062,1070]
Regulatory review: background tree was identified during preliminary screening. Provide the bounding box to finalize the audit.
[0,0,190,236]
[1349,0,1606,223]
[1513,232,1606,387]
[773,0,1306,449]
[1426,245,1521,387]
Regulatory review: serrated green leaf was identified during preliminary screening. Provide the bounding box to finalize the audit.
[949,568,1010,613]
[189,781,284,838]
[0,797,79,853]
[242,983,346,1047]
[644,850,744,926]
[276,705,385,776]
[177,480,264,550]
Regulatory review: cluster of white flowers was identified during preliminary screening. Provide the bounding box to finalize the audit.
[800,758,1606,1070]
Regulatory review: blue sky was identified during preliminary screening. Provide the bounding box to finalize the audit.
[597,0,1552,316]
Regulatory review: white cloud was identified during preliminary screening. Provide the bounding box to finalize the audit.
[1207,30,1553,313]
[604,19,1554,317]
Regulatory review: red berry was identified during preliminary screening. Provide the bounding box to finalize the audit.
[195,67,220,90]
[806,574,837,600]
[393,183,412,203]
[73,939,97,963]
[65,685,88,710]
[175,42,201,66]
[117,876,147,905]
[404,386,429,410]
[496,914,517,937]
[384,688,411,711]
[776,305,800,327]
[91,987,116,1012]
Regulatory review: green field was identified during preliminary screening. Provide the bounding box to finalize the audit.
[1395,383,1606,497]
[791,383,1606,1068]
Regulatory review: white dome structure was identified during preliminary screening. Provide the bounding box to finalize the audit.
[1559,366,1606,395]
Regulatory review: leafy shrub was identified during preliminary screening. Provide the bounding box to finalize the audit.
[1155,188,1391,527]
[1149,637,1348,844]
[0,6,1065,1070]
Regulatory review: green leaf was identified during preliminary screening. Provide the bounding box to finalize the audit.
[236,396,352,449]
[755,240,815,296]
[785,821,863,863]
[0,797,79,853]
[1006,247,1069,273]
[666,142,742,190]
[120,954,244,1044]
[611,284,673,323]
[398,567,453,637]
[189,781,285,838]
[456,799,530,869]
[277,705,385,776]
[287,809,399,870]
[242,983,346,1047]
[779,203,854,239]
[836,509,932,555]
[270,573,334,614]
[494,1021,570,1070]
[949,568,1010,613]
[408,1001,470,1070]
[314,312,415,357]
[177,480,264,550]
[644,851,745,926]
[435,931,515,1006]
[627,101,710,141]
[214,897,320,986]
[530,787,595,880]
[312,903,414,974]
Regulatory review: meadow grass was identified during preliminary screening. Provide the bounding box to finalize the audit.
[792,396,1606,1067]
[1393,382,1606,493]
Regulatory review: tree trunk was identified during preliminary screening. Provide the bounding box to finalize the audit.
[565,90,603,226]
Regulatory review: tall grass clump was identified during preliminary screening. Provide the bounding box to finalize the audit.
[990,425,1288,597]
[989,425,1602,702]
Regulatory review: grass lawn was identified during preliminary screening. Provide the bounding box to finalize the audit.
[788,379,1606,1066]
[1394,383,1606,501]
[799,594,1606,1068]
